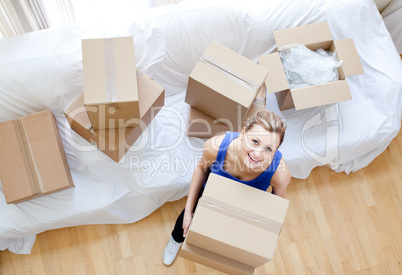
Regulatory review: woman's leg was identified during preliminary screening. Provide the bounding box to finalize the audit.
[170,186,205,243]
[163,187,205,265]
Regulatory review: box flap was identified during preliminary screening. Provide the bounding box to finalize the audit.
[334,39,364,77]
[113,37,138,102]
[21,110,73,193]
[0,120,39,202]
[274,22,333,50]
[204,173,289,225]
[191,57,258,108]
[204,41,269,90]
[82,39,108,104]
[258,53,289,94]
[291,81,351,110]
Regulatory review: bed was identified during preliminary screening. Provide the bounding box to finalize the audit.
[1,0,401,254]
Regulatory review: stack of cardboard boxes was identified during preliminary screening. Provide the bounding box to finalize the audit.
[180,174,289,274]
[0,36,166,203]
[64,36,165,162]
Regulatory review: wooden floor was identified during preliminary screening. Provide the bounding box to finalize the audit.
[1,127,402,275]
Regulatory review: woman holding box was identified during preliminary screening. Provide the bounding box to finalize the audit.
[163,110,291,265]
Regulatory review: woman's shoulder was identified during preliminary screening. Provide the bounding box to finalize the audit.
[202,133,226,161]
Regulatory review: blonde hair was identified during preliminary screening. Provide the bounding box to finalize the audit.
[243,110,287,146]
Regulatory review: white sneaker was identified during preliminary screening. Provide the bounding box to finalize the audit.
[163,236,183,265]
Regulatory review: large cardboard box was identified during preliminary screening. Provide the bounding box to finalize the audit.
[82,36,140,130]
[185,41,269,128]
[186,84,267,138]
[258,22,364,111]
[0,110,74,204]
[65,73,164,162]
[181,173,289,271]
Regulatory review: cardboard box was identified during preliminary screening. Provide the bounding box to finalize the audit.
[0,110,74,204]
[183,173,289,269]
[181,240,255,275]
[186,84,266,138]
[185,41,269,128]
[65,73,164,162]
[258,22,364,111]
[82,36,140,130]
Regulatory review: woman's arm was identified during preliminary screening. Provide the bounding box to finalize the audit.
[270,156,291,199]
[182,135,223,238]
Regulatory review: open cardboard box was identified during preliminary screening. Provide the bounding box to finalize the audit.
[181,173,289,272]
[185,41,269,128]
[0,110,74,204]
[186,84,267,138]
[65,73,164,162]
[82,36,140,130]
[259,22,364,110]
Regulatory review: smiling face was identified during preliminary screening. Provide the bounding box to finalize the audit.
[239,124,281,171]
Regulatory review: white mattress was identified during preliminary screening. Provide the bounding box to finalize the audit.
[0,0,401,254]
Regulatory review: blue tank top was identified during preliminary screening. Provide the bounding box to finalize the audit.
[208,131,282,191]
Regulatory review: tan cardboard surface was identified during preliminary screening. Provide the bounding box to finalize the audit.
[186,102,267,138]
[201,173,289,226]
[82,38,107,103]
[186,106,231,138]
[82,37,140,130]
[274,21,333,50]
[187,205,278,266]
[65,74,164,162]
[186,62,252,127]
[258,53,288,95]
[291,81,351,110]
[186,85,267,138]
[186,173,289,267]
[0,110,74,204]
[0,121,38,202]
[333,39,364,77]
[21,111,73,194]
[180,240,255,275]
[191,61,256,108]
[113,37,138,102]
[204,41,269,90]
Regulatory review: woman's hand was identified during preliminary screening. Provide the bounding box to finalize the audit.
[182,211,193,238]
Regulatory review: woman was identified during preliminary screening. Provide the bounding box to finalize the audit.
[163,110,291,265]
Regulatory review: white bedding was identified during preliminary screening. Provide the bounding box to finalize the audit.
[1,0,401,254]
